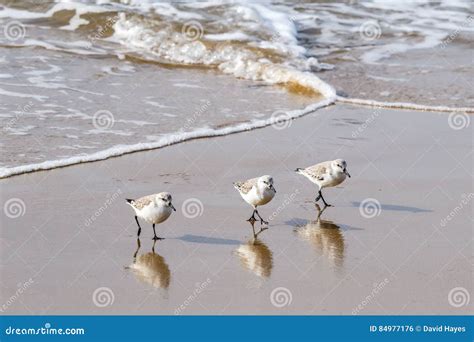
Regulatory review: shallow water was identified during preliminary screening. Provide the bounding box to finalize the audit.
[0,46,318,170]
[0,0,473,176]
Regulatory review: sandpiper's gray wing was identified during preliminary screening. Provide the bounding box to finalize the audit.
[129,195,154,210]
[302,162,330,181]
[233,177,258,194]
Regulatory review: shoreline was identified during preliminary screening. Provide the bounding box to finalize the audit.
[2,97,472,180]
[0,97,333,179]
[335,97,474,113]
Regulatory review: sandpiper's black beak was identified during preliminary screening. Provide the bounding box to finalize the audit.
[270,184,276,193]
[344,169,351,178]
[171,203,176,211]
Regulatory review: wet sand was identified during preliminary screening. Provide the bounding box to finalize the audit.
[0,103,472,315]
[321,44,474,107]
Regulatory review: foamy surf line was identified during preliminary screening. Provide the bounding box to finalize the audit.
[336,96,474,114]
[0,98,334,179]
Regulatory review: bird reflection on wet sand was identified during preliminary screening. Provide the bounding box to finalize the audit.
[235,221,273,278]
[127,238,171,289]
[294,205,345,269]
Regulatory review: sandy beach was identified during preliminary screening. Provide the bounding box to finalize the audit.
[1,103,471,315]
[1,1,473,325]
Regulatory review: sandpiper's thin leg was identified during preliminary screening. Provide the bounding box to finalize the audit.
[152,224,164,240]
[255,209,268,225]
[315,191,321,202]
[319,191,332,207]
[247,209,257,223]
[134,216,142,237]
[151,224,162,240]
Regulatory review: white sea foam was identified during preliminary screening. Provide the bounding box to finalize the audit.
[0,87,48,101]
[173,83,205,89]
[144,101,177,109]
[336,96,474,114]
[205,31,251,41]
[110,7,336,99]
[13,39,107,56]
[0,97,334,178]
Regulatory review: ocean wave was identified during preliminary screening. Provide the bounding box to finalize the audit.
[108,5,336,99]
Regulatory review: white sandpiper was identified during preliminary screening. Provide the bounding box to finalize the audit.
[126,192,176,240]
[233,175,276,225]
[295,159,350,207]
